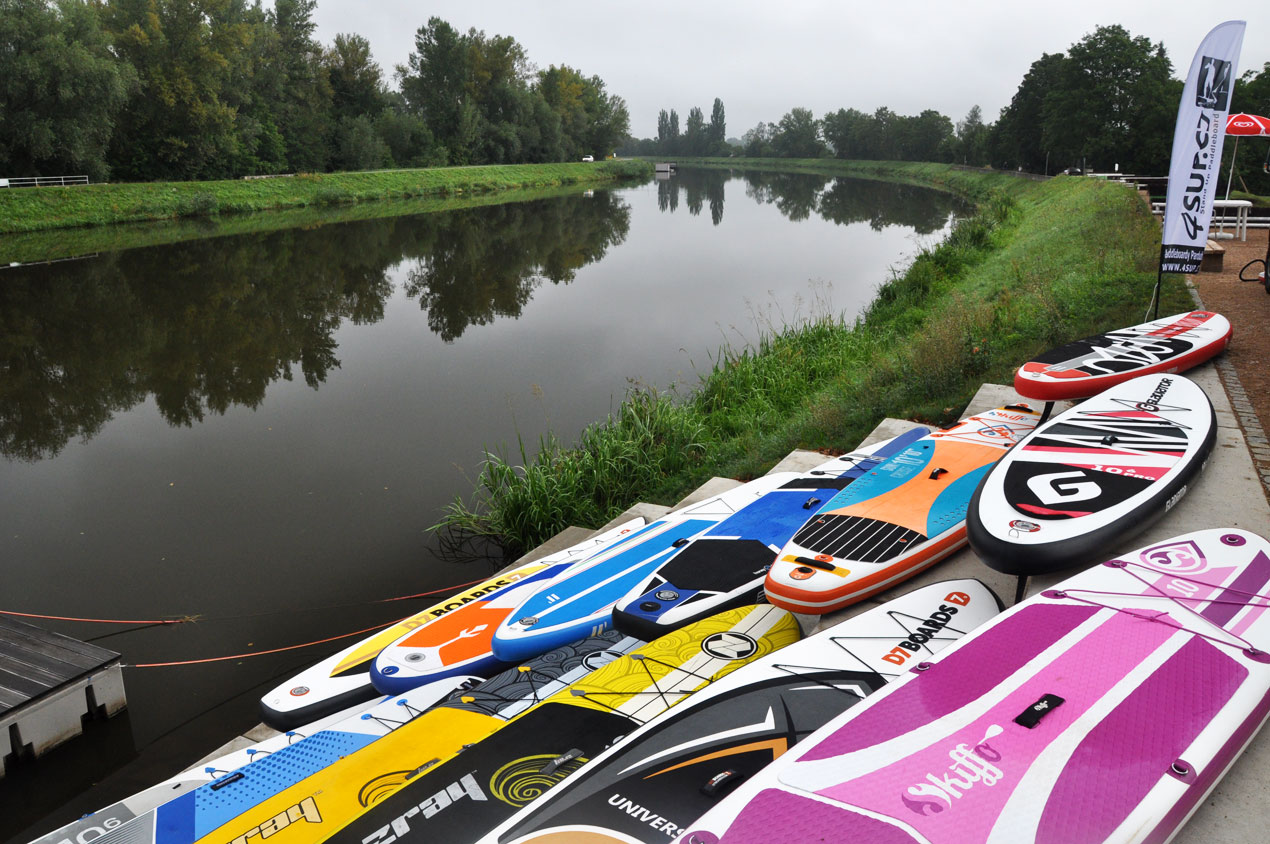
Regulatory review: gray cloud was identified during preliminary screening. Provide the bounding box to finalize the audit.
[313,1,1270,137]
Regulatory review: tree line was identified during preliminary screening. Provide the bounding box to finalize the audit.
[0,0,631,182]
[622,98,731,157]
[622,25,1270,193]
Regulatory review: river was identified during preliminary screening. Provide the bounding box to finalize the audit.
[0,167,965,841]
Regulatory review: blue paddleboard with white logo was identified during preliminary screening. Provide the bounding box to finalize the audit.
[492,477,791,662]
[612,428,931,639]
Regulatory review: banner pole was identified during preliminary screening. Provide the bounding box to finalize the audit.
[1152,267,1164,321]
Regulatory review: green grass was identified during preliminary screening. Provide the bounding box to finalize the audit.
[0,160,651,235]
[437,161,1194,554]
[1231,189,1270,207]
[0,179,636,265]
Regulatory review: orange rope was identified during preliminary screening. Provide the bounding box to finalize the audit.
[126,617,407,668]
[0,609,186,625]
[0,573,499,626]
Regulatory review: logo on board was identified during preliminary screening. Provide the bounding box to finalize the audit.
[900,725,1005,816]
[700,631,759,660]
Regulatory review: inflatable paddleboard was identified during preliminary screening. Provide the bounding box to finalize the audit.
[259,518,643,729]
[25,695,400,844]
[766,405,1039,613]
[969,374,1215,575]
[487,579,1000,844]
[1014,310,1231,402]
[493,477,790,663]
[90,675,475,844]
[686,528,1270,844]
[612,428,931,640]
[371,519,644,694]
[334,604,801,844]
[185,631,643,844]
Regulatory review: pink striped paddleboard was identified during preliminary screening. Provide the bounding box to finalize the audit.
[683,528,1270,844]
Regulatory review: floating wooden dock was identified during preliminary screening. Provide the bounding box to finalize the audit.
[0,615,126,777]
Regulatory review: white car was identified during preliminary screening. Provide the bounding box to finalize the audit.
[581,155,594,162]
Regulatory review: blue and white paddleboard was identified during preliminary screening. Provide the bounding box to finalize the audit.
[612,428,931,639]
[370,519,644,695]
[23,696,392,844]
[88,675,475,844]
[491,476,791,662]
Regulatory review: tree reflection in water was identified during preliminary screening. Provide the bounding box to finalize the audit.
[657,167,962,234]
[0,173,955,463]
[0,193,632,461]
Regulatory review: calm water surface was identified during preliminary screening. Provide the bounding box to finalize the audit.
[0,168,964,839]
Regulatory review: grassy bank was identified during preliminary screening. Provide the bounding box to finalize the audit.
[438,160,1193,553]
[0,179,631,265]
[0,160,651,235]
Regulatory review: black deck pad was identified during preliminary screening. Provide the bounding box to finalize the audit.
[657,539,778,592]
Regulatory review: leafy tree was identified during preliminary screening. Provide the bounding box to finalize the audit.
[535,65,625,160]
[399,17,478,164]
[324,33,387,123]
[904,109,955,162]
[685,105,705,156]
[268,0,332,171]
[742,121,775,157]
[822,107,868,159]
[668,109,680,155]
[539,64,589,159]
[214,0,288,177]
[0,0,136,180]
[519,89,565,162]
[955,104,989,166]
[374,95,446,166]
[772,107,825,158]
[989,52,1065,172]
[104,0,243,180]
[1229,62,1270,195]
[464,30,534,163]
[708,98,726,154]
[1042,24,1173,173]
[579,75,628,158]
[332,114,388,170]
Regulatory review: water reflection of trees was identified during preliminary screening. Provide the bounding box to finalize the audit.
[660,168,962,234]
[0,193,631,461]
[403,192,631,342]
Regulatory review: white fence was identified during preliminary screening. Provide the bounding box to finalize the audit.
[0,175,90,188]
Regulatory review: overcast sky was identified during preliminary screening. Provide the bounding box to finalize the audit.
[313,1,1270,139]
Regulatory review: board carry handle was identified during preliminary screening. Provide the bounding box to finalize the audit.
[793,556,836,572]
[700,768,746,798]
[539,748,585,774]
[929,467,948,480]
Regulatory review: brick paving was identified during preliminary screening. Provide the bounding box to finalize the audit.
[1186,225,1270,502]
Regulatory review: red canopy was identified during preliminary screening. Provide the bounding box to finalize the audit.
[1226,113,1270,136]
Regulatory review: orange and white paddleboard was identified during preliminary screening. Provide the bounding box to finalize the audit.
[259,518,643,729]
[765,406,1040,613]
